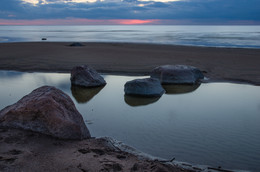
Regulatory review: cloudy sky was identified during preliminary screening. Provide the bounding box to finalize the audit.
[0,0,259,25]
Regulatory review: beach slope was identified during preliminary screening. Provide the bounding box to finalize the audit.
[0,128,193,172]
[0,42,260,85]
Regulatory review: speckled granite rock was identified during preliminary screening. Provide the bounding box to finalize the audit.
[151,65,204,84]
[70,65,106,87]
[0,86,90,140]
[124,78,165,97]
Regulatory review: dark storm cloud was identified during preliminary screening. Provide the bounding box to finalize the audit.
[0,0,259,23]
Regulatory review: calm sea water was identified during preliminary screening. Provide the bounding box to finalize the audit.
[0,71,260,171]
[0,25,260,48]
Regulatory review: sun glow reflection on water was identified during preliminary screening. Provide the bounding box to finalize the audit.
[0,71,260,171]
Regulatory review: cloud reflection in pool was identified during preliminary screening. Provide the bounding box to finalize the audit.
[0,71,260,171]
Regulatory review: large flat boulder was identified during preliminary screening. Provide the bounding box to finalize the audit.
[70,65,106,87]
[150,65,204,84]
[0,86,90,140]
[124,78,165,97]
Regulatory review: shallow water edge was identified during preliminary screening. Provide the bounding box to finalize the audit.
[0,70,260,171]
[2,68,260,86]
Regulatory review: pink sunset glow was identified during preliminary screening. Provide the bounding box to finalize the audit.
[0,19,160,25]
[112,19,159,25]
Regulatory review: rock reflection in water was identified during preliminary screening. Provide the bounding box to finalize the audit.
[124,95,160,107]
[162,84,200,94]
[71,85,104,103]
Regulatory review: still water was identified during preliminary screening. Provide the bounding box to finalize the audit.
[1,25,260,48]
[0,71,260,171]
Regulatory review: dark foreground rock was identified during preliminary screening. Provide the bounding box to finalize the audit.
[0,86,90,140]
[151,65,204,84]
[124,78,165,97]
[70,65,106,87]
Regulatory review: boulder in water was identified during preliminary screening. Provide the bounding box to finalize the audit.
[150,65,204,84]
[0,86,90,140]
[70,65,106,87]
[124,78,165,97]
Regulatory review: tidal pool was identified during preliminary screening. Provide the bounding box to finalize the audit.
[0,71,260,172]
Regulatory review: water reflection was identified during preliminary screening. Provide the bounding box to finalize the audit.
[162,84,201,94]
[0,71,260,172]
[0,71,24,79]
[71,85,104,104]
[124,95,160,107]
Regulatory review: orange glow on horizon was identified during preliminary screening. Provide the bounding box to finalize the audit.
[0,19,160,25]
[1,19,259,26]
[112,19,159,25]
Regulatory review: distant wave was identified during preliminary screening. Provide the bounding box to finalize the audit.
[1,25,260,48]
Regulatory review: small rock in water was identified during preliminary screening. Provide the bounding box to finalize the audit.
[70,65,106,87]
[151,65,204,84]
[124,78,165,97]
[0,86,90,140]
[41,38,47,40]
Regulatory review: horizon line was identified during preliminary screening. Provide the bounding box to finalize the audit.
[0,18,260,26]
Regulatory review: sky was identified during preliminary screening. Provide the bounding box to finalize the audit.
[0,0,260,25]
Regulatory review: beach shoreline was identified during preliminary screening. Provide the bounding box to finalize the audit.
[1,42,259,171]
[0,127,196,172]
[0,42,260,85]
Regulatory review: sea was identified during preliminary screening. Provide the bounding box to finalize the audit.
[0,25,260,48]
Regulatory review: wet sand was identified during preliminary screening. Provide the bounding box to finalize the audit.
[0,42,260,85]
[0,128,193,172]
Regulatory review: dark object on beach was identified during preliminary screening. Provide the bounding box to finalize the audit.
[124,78,165,97]
[71,65,106,87]
[69,42,84,47]
[0,86,90,140]
[151,65,204,84]
[41,38,47,40]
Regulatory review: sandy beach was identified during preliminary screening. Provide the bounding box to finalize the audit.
[0,42,260,85]
[0,128,195,172]
[1,42,260,171]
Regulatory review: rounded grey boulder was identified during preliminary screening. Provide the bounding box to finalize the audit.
[0,86,90,140]
[71,65,106,87]
[150,65,204,84]
[124,78,165,97]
